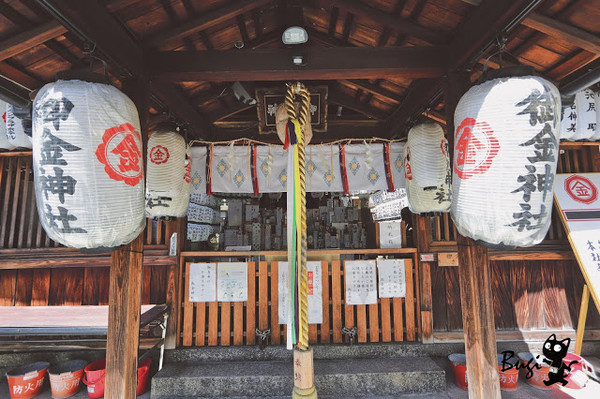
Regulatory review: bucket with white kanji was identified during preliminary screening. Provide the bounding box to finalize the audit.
[6,361,49,399]
[497,354,519,391]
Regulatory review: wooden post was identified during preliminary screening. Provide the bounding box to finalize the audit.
[457,234,501,399]
[164,218,184,349]
[414,214,433,343]
[105,233,144,399]
[574,284,590,355]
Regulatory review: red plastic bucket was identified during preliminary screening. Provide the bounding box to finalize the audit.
[136,358,152,396]
[48,360,88,398]
[448,354,468,390]
[82,359,105,399]
[496,354,519,391]
[6,361,49,399]
[81,357,152,398]
[517,352,553,390]
[563,352,595,389]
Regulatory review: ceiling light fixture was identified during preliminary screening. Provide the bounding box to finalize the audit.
[282,26,308,45]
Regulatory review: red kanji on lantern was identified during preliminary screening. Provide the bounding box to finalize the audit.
[565,174,598,204]
[404,148,413,180]
[454,117,500,180]
[96,122,143,186]
[150,145,170,165]
[184,160,191,183]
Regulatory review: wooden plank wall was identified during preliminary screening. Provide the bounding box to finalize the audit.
[181,259,418,346]
[430,145,600,333]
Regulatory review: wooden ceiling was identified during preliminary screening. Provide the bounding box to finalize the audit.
[1,0,600,142]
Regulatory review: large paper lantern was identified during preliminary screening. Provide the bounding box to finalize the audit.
[6,103,32,149]
[572,89,596,140]
[145,127,189,218]
[403,123,451,214]
[0,100,16,151]
[32,78,145,249]
[451,72,561,248]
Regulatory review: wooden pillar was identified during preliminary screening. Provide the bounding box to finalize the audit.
[457,234,500,399]
[164,218,184,349]
[105,233,144,399]
[414,214,433,343]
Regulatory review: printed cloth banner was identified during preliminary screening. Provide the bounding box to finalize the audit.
[389,142,406,190]
[190,146,207,195]
[256,145,288,192]
[211,145,254,193]
[344,143,388,192]
[306,144,344,192]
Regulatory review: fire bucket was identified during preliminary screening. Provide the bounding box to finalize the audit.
[6,361,49,399]
[563,352,595,389]
[48,360,88,398]
[448,354,468,390]
[82,359,105,399]
[497,354,519,391]
[517,352,553,390]
[136,358,152,396]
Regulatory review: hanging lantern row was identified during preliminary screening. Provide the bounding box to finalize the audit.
[559,88,600,141]
[145,126,190,219]
[32,77,145,250]
[451,72,561,248]
[1,99,33,150]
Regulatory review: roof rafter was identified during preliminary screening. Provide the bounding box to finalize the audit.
[329,90,388,121]
[0,21,67,62]
[386,0,542,137]
[149,46,448,82]
[144,0,272,47]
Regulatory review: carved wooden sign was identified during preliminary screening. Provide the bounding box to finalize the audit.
[255,86,328,135]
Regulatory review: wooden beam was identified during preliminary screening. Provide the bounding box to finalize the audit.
[328,6,339,37]
[144,0,271,47]
[149,46,448,81]
[457,234,501,399]
[105,234,144,399]
[321,0,446,45]
[387,0,540,137]
[522,12,600,55]
[329,91,388,120]
[0,21,67,62]
[150,81,212,139]
[213,124,386,142]
[207,99,255,122]
[38,0,143,76]
[344,79,402,102]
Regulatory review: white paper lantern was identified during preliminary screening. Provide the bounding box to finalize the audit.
[572,89,596,140]
[403,123,451,214]
[0,100,16,151]
[145,128,189,218]
[32,78,145,249]
[559,101,577,141]
[6,103,32,149]
[593,91,600,141]
[451,74,561,248]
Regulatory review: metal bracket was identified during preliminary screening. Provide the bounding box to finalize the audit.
[342,326,357,345]
[256,328,271,350]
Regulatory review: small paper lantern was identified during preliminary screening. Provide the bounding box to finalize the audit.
[6,103,32,149]
[0,100,16,151]
[32,78,145,249]
[451,73,561,248]
[572,89,596,140]
[403,123,451,214]
[145,128,189,218]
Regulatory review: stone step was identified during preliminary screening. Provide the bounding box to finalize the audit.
[151,356,445,398]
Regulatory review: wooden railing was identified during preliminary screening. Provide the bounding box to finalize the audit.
[180,250,419,347]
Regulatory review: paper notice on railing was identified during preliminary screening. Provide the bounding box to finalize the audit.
[189,263,216,302]
[377,259,406,298]
[217,262,248,302]
[344,260,377,305]
[278,261,323,324]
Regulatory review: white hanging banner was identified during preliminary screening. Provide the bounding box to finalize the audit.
[344,143,388,192]
[256,145,288,192]
[344,260,377,305]
[560,102,577,141]
[389,142,406,190]
[217,262,248,302]
[377,259,406,298]
[278,261,323,324]
[190,146,207,195]
[573,89,596,140]
[189,263,217,302]
[211,145,253,193]
[306,144,344,192]
[6,104,32,149]
[0,100,16,151]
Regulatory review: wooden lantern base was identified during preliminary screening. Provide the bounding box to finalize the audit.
[292,347,317,399]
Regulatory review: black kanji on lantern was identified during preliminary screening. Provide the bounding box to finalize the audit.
[516,88,555,126]
[37,97,74,131]
[39,166,77,204]
[511,203,547,232]
[40,128,81,168]
[44,204,87,233]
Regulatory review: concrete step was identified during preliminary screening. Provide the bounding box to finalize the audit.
[151,356,445,398]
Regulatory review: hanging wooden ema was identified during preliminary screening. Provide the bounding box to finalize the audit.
[554,173,600,353]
